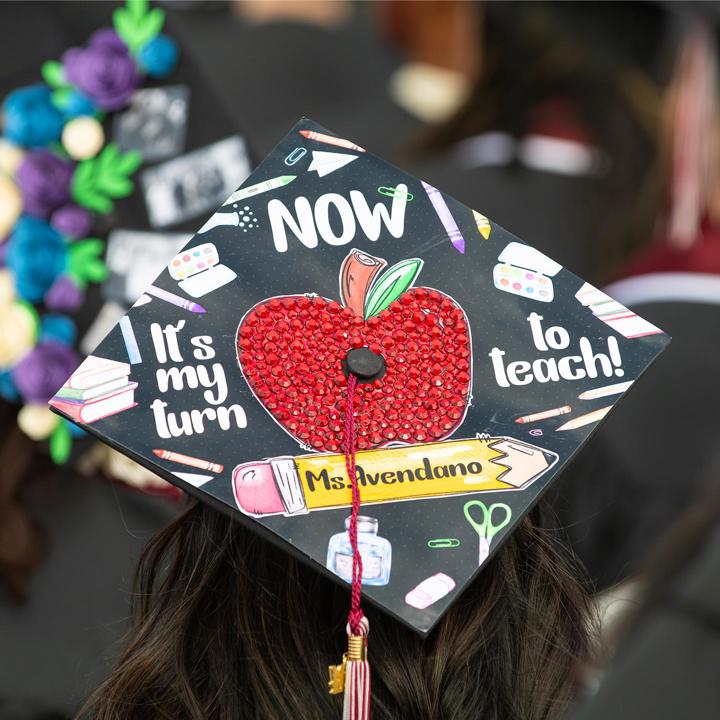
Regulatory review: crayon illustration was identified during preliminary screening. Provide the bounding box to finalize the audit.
[421,181,466,253]
[232,436,557,517]
[472,210,491,239]
[575,282,662,339]
[222,175,296,206]
[307,151,358,177]
[299,129,366,152]
[153,448,224,473]
[146,285,206,313]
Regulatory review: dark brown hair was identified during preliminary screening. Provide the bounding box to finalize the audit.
[79,500,595,720]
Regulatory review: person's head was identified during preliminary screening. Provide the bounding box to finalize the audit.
[80,499,595,720]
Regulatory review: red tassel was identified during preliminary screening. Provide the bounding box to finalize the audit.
[327,374,371,718]
[343,618,370,720]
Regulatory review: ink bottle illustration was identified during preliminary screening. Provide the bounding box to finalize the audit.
[326,516,391,586]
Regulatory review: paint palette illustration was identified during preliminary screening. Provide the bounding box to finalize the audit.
[493,241,562,302]
[168,242,237,298]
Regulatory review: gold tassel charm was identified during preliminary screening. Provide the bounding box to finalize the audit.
[327,631,367,696]
[328,654,348,695]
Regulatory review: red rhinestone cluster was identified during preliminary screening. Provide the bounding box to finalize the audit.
[237,288,472,452]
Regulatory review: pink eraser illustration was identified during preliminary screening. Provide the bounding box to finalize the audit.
[232,460,284,516]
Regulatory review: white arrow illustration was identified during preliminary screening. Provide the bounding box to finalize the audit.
[307,150,358,177]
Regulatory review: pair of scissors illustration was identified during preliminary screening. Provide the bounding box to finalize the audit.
[463,501,512,565]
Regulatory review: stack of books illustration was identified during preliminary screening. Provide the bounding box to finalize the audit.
[50,356,138,424]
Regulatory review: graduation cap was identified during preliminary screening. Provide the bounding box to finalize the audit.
[49,118,669,719]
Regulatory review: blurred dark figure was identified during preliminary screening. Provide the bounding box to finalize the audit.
[409,1,667,281]
[165,0,426,157]
[571,491,720,719]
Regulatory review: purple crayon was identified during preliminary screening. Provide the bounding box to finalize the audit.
[421,181,466,253]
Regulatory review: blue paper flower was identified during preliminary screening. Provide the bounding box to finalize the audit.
[138,34,179,79]
[62,90,96,118]
[40,314,76,346]
[6,216,68,302]
[0,369,20,403]
[66,419,87,438]
[2,85,64,148]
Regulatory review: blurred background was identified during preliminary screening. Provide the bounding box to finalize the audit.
[1,1,719,718]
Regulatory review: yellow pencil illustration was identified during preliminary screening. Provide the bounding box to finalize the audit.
[232,436,557,517]
[556,406,612,432]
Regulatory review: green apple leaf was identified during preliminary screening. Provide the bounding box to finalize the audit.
[364,258,424,319]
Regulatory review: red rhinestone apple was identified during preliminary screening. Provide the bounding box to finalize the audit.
[236,249,472,452]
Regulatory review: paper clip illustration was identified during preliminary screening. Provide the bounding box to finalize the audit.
[529,428,543,437]
[463,501,512,565]
[427,538,461,549]
[378,186,414,202]
[284,147,307,166]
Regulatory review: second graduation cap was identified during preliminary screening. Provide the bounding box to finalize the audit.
[50,118,668,716]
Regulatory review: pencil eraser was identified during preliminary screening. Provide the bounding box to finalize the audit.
[232,460,284,516]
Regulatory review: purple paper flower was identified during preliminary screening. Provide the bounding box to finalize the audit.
[89,28,128,52]
[50,204,92,239]
[16,150,73,219]
[63,36,140,111]
[6,216,68,302]
[44,276,84,312]
[12,340,80,404]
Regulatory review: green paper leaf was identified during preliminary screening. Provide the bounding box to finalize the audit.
[96,175,134,197]
[71,146,140,212]
[49,421,72,464]
[42,60,66,89]
[128,0,148,20]
[114,149,142,175]
[69,239,106,285]
[51,87,73,110]
[364,258,424,319]
[114,1,165,55]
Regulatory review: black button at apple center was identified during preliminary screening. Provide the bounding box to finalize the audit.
[343,347,386,383]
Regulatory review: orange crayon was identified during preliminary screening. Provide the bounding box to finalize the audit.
[153,448,224,473]
[299,129,366,152]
